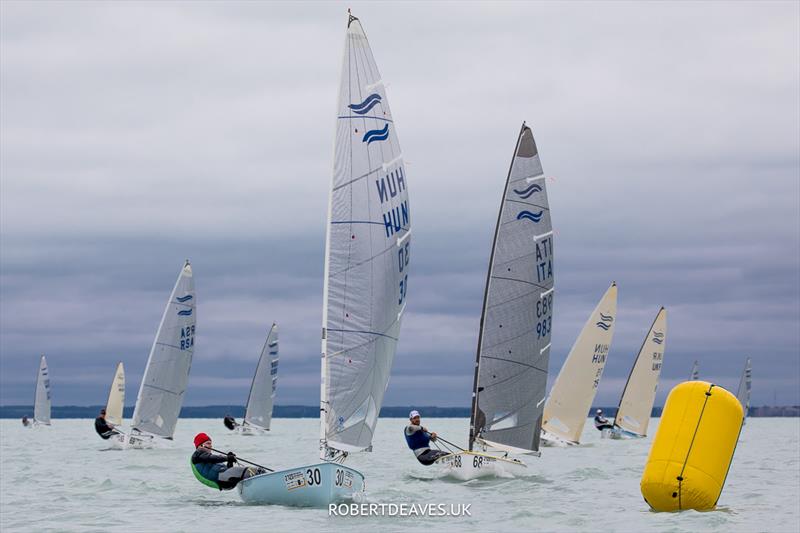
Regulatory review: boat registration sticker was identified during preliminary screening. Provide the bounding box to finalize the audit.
[284,471,306,491]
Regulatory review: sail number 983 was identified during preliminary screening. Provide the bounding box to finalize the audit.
[536,293,553,339]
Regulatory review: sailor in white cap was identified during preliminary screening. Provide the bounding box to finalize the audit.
[404,410,449,465]
[594,408,612,431]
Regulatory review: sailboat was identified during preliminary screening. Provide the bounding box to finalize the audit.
[540,283,617,446]
[33,355,51,426]
[606,307,667,439]
[114,260,196,449]
[736,357,752,424]
[433,124,553,481]
[105,362,125,426]
[690,360,699,380]
[225,324,279,435]
[237,12,409,507]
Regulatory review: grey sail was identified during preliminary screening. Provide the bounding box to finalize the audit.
[690,361,699,381]
[469,124,554,453]
[131,260,196,439]
[736,357,752,423]
[244,324,279,430]
[321,13,410,456]
[33,355,51,425]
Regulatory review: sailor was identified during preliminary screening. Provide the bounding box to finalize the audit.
[404,410,450,466]
[191,433,261,490]
[21,416,31,427]
[594,409,613,431]
[94,409,119,439]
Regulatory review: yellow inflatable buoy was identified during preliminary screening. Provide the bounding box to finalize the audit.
[640,381,744,511]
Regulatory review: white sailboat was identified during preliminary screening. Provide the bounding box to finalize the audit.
[225,324,279,435]
[237,11,409,507]
[607,307,667,439]
[736,357,752,424]
[434,124,553,481]
[33,355,51,426]
[114,260,196,449]
[540,283,617,446]
[105,362,125,426]
[690,360,699,380]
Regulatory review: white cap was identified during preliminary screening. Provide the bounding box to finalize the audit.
[596,409,602,414]
[409,410,420,419]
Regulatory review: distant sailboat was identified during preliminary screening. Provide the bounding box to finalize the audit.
[33,355,51,426]
[541,283,617,445]
[225,324,279,435]
[690,360,699,381]
[736,357,752,424]
[115,260,196,449]
[105,362,125,427]
[436,123,554,480]
[607,308,667,439]
[237,12,409,507]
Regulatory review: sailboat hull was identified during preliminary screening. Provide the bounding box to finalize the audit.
[111,431,162,450]
[607,427,644,440]
[539,429,578,447]
[434,451,527,480]
[238,462,364,507]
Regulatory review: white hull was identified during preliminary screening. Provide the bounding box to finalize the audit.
[236,424,268,436]
[607,427,643,440]
[434,451,528,480]
[539,429,578,447]
[111,431,165,450]
[238,462,364,507]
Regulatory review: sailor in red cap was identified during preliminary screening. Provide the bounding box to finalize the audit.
[190,433,260,490]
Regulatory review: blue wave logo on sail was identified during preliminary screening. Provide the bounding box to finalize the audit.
[516,210,543,223]
[596,312,614,330]
[362,124,390,144]
[177,309,193,316]
[512,183,542,199]
[652,331,664,344]
[348,93,382,115]
[176,295,193,303]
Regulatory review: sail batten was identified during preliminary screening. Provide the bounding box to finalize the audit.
[244,324,279,431]
[469,124,554,453]
[33,355,51,425]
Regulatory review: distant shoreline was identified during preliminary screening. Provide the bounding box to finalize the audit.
[1,404,798,419]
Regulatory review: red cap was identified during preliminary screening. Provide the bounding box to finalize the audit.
[193,432,211,448]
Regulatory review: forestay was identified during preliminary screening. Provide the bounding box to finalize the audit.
[244,324,279,430]
[613,308,667,437]
[131,260,196,439]
[34,355,51,425]
[106,362,126,426]
[469,124,554,454]
[542,283,617,443]
[321,13,410,456]
[736,357,752,422]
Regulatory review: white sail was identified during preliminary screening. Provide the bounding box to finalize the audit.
[33,355,51,425]
[613,308,667,437]
[690,360,699,381]
[320,13,410,456]
[244,324,279,430]
[131,260,196,439]
[542,283,617,443]
[469,124,554,453]
[736,357,752,423]
[105,362,125,426]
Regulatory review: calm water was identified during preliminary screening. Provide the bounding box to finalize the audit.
[1,417,798,532]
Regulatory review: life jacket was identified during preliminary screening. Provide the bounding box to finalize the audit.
[404,427,430,451]
[190,450,227,490]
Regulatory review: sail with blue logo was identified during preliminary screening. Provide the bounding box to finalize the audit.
[468,124,554,454]
[736,357,752,423]
[542,282,617,444]
[131,260,196,439]
[321,12,410,456]
[244,324,278,431]
[613,307,667,437]
[33,355,51,425]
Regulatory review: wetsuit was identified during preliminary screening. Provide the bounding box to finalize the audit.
[94,417,119,439]
[404,424,449,466]
[191,448,253,490]
[594,415,613,431]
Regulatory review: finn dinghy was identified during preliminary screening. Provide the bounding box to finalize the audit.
[33,355,52,426]
[606,307,667,439]
[237,12,409,507]
[224,324,279,435]
[736,357,752,424]
[434,123,554,481]
[114,260,196,449]
[540,283,617,446]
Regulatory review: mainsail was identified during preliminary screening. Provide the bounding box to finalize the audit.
[613,307,667,437]
[244,324,279,430]
[690,360,699,381]
[736,357,752,423]
[320,13,410,456]
[106,362,125,426]
[542,283,617,443]
[33,355,51,425]
[468,124,554,454]
[131,260,196,439]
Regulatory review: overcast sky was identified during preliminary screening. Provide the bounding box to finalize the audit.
[1,1,798,409]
